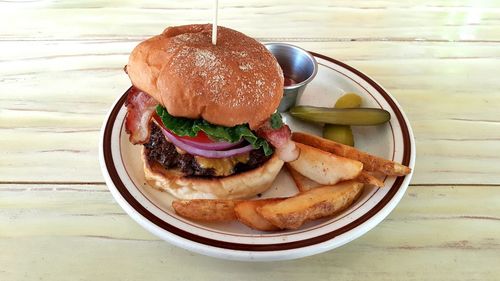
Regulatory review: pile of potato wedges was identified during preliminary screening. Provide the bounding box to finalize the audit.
[172,132,411,231]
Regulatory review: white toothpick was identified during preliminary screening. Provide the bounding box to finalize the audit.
[212,0,218,45]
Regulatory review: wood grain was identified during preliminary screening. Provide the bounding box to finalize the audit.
[1,41,499,184]
[1,184,498,280]
[1,0,500,42]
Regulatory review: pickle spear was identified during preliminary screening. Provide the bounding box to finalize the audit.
[321,93,361,146]
[290,106,390,125]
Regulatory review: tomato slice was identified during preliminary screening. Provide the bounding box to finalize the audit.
[152,113,215,143]
[177,130,213,143]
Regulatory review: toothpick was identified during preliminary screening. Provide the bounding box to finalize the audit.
[212,0,218,45]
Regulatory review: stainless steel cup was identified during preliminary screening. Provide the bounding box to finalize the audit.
[265,43,318,112]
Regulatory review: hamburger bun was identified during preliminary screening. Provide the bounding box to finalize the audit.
[142,147,284,199]
[127,24,284,129]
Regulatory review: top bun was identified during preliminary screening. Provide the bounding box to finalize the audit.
[127,24,284,129]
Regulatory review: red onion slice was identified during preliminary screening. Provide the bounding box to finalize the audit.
[161,127,254,158]
[180,137,243,150]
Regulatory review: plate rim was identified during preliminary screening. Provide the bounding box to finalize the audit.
[99,53,416,260]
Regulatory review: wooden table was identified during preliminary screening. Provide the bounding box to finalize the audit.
[1,1,499,280]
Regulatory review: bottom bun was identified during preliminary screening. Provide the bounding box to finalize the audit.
[142,147,284,199]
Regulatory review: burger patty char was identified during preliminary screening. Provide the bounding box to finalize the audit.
[144,124,271,177]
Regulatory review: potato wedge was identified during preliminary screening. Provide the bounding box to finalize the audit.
[292,132,411,176]
[287,164,383,190]
[235,198,286,231]
[288,142,363,185]
[285,163,384,192]
[172,199,237,222]
[285,163,321,192]
[257,181,364,230]
[356,171,385,187]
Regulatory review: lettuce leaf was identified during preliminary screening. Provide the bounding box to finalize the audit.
[270,112,283,129]
[156,105,276,156]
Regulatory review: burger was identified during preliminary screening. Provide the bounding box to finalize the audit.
[124,24,297,199]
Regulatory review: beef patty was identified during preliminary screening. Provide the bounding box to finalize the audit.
[144,124,271,177]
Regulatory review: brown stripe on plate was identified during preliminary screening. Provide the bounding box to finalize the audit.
[103,54,412,251]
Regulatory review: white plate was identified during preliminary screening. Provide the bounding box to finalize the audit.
[99,53,416,261]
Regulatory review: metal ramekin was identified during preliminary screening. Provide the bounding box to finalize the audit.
[265,43,318,112]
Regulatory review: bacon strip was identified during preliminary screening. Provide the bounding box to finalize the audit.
[257,121,299,162]
[257,123,291,148]
[125,87,158,144]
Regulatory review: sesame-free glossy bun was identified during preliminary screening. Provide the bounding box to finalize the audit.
[127,24,284,129]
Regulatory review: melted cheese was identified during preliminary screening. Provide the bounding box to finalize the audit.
[195,153,250,176]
